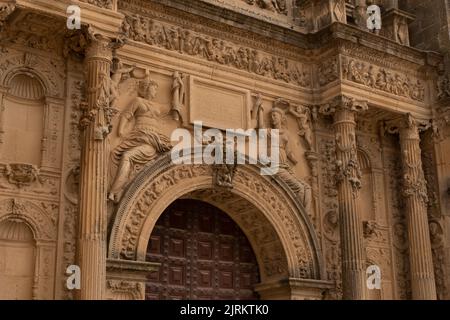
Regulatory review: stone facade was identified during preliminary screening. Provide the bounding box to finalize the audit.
[0,0,449,300]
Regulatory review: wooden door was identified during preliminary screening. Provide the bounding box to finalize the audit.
[145,199,260,300]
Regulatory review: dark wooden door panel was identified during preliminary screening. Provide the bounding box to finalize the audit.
[145,199,260,300]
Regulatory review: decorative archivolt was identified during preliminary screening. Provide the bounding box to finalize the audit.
[108,154,324,282]
[0,52,65,98]
[0,198,57,241]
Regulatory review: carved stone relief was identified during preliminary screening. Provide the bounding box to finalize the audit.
[108,74,172,203]
[58,75,84,299]
[437,74,450,101]
[265,99,312,213]
[421,131,448,299]
[0,198,57,241]
[109,160,321,282]
[384,148,411,299]
[318,56,339,87]
[341,56,425,102]
[119,13,311,87]
[1,12,65,56]
[240,0,288,15]
[318,136,342,299]
[106,280,143,300]
[0,2,15,33]
[80,0,114,10]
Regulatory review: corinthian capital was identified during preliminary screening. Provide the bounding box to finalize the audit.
[384,113,431,138]
[64,25,125,60]
[318,95,368,116]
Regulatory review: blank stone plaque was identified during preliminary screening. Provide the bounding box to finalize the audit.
[189,76,251,130]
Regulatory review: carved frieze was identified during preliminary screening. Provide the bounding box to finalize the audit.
[1,12,65,55]
[240,0,287,15]
[80,0,114,9]
[341,56,425,102]
[120,13,311,87]
[318,56,339,87]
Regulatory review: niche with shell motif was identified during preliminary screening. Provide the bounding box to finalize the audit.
[0,73,45,166]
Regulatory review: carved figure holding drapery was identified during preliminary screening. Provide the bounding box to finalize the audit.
[110,57,135,110]
[171,71,185,122]
[266,99,312,213]
[108,77,172,202]
[251,93,265,129]
[288,104,313,151]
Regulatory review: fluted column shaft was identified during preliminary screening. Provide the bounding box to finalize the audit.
[333,103,367,300]
[77,37,112,300]
[398,117,437,300]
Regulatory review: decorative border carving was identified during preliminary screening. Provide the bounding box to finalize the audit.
[120,12,311,87]
[0,198,57,241]
[341,56,425,103]
[0,51,65,98]
[108,154,324,282]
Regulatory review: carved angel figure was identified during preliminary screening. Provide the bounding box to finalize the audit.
[251,93,265,129]
[110,58,135,110]
[267,100,312,213]
[108,77,172,202]
[288,104,313,150]
[171,71,185,122]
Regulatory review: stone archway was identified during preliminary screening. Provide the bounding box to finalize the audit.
[108,154,332,299]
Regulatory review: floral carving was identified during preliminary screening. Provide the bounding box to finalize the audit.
[106,280,143,300]
[3,163,43,188]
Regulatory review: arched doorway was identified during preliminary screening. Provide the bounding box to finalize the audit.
[108,156,332,300]
[145,199,260,300]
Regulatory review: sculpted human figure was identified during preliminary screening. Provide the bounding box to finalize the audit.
[268,100,312,213]
[171,71,185,122]
[108,77,172,202]
[110,58,135,110]
[252,93,265,129]
[288,104,313,150]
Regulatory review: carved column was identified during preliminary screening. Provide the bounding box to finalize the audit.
[387,114,437,300]
[322,96,368,299]
[77,35,113,300]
